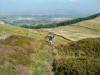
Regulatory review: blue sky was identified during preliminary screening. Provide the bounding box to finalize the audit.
[0,0,100,14]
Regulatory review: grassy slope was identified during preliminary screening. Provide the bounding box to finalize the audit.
[0,23,69,75]
[0,23,69,45]
[42,16,100,41]
[0,35,54,75]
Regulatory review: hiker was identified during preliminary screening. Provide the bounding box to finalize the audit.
[26,33,30,36]
[75,50,80,57]
[49,35,55,44]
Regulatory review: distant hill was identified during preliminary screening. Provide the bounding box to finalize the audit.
[43,13,100,41]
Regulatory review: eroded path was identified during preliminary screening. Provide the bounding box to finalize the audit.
[31,45,55,75]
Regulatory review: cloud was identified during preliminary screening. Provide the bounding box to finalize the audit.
[69,0,78,2]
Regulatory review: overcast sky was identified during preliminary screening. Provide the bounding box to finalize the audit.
[0,0,100,14]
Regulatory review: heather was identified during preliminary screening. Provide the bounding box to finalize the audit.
[0,35,54,75]
[53,37,100,75]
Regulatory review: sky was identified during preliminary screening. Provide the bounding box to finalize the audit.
[0,0,100,14]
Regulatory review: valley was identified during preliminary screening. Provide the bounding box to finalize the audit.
[0,13,100,75]
[0,14,73,27]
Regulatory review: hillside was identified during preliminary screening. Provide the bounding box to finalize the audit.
[0,23,69,45]
[0,23,69,75]
[0,14,100,75]
[52,37,100,75]
[0,35,54,75]
[42,15,100,41]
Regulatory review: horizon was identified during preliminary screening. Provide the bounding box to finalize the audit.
[0,0,100,15]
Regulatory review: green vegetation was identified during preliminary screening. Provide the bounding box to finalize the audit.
[52,37,100,75]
